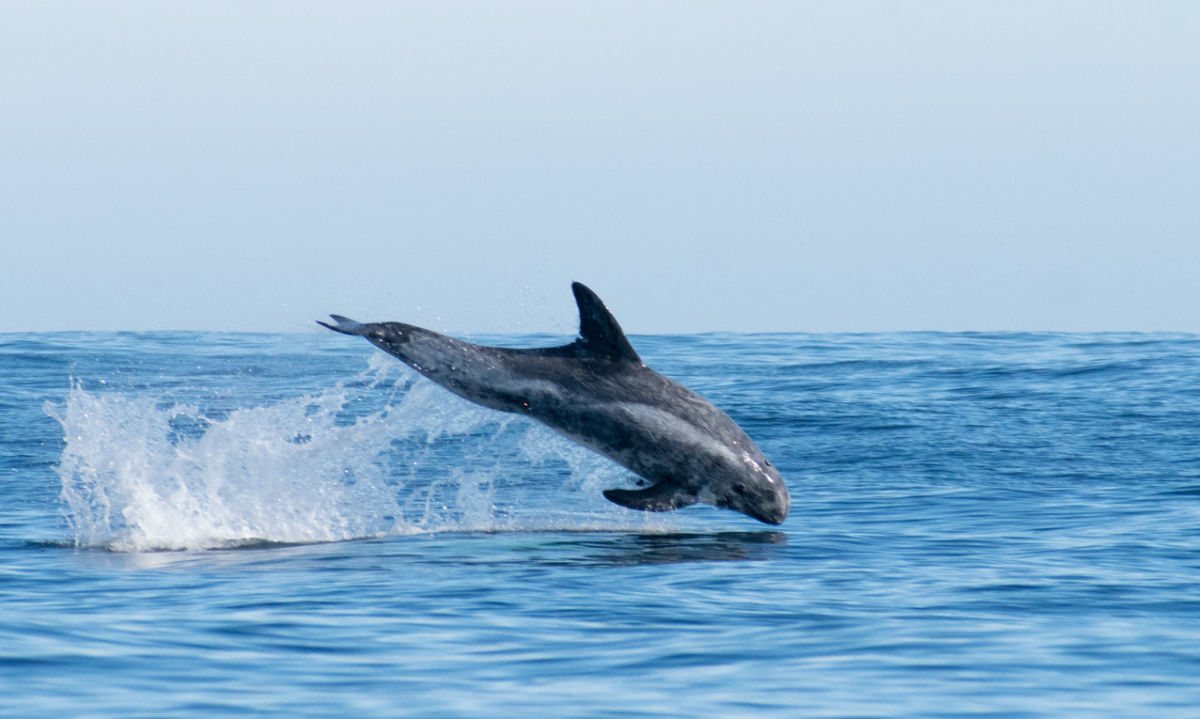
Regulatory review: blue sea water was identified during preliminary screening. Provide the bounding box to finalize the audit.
[2,330,1200,718]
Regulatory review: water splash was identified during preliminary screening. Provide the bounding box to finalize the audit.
[46,358,670,551]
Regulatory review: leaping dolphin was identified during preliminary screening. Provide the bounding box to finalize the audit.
[318,282,789,525]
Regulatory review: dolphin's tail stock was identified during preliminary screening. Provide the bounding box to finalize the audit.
[316,315,369,336]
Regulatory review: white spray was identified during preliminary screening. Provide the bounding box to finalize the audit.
[46,355,669,551]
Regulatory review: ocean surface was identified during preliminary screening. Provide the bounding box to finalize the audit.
[2,330,1199,718]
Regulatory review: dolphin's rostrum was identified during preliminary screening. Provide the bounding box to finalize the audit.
[318,282,789,525]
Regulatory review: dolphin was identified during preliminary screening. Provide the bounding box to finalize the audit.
[318,282,789,525]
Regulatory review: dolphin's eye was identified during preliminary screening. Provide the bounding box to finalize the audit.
[733,483,747,496]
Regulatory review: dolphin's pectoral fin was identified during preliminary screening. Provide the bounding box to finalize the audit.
[603,482,699,512]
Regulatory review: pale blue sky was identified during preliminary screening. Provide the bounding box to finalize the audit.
[2,2,1197,333]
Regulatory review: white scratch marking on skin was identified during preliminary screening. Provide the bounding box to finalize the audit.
[615,403,743,467]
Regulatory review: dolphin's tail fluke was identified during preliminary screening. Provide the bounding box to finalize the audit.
[317,314,368,336]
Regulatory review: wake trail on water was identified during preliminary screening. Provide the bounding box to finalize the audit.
[46,354,671,552]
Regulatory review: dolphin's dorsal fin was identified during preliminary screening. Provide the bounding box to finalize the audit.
[572,282,641,363]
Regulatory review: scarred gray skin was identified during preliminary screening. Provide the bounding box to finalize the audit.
[319,282,789,525]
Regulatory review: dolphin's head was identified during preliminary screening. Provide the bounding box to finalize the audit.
[709,455,790,525]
